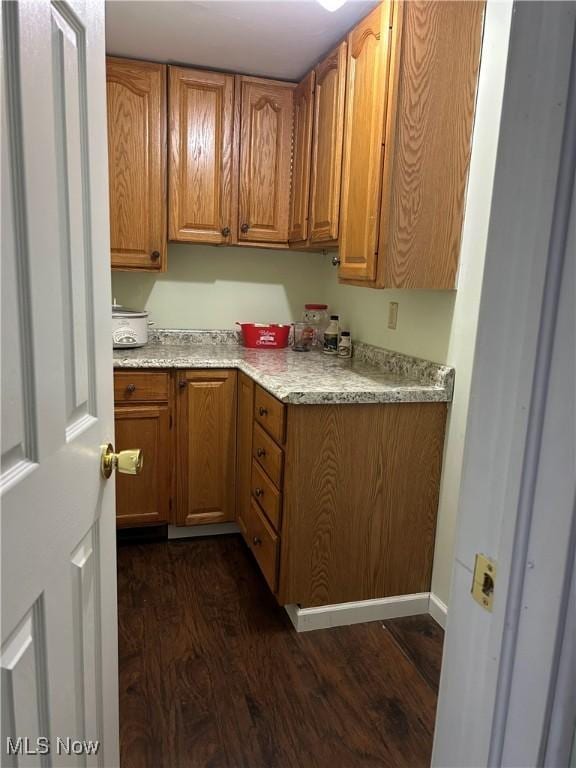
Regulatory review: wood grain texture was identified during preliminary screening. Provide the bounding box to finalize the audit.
[251,460,282,532]
[106,57,167,271]
[383,615,444,693]
[309,41,347,245]
[252,421,284,488]
[338,2,393,281]
[176,370,237,526]
[236,371,254,530]
[114,371,170,403]
[238,76,295,243]
[168,66,234,244]
[279,402,447,607]
[114,404,171,527]
[254,385,286,445]
[118,536,442,768]
[377,1,485,289]
[288,70,315,243]
[243,500,279,592]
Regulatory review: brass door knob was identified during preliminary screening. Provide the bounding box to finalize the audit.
[100,443,143,479]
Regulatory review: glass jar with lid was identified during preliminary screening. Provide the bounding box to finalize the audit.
[302,304,329,347]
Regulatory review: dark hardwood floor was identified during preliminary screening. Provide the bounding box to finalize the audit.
[117,535,444,768]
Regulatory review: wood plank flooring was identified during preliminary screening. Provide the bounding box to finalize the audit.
[118,535,443,768]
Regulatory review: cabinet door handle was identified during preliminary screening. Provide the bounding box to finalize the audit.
[221,226,230,237]
[257,448,266,458]
[259,407,268,417]
[151,250,160,260]
[252,536,262,546]
[179,380,187,389]
[331,254,341,267]
[254,487,263,498]
[240,223,250,233]
[126,384,136,394]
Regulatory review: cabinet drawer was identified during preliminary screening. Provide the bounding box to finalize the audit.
[252,422,283,488]
[254,386,286,445]
[114,371,170,403]
[251,460,282,531]
[243,499,279,593]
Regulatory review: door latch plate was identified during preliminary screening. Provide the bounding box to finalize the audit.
[471,553,496,611]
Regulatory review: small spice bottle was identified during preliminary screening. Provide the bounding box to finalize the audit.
[338,331,352,358]
[323,315,340,355]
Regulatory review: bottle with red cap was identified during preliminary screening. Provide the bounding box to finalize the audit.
[302,303,329,347]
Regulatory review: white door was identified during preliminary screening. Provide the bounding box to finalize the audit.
[1,1,119,765]
[433,2,576,766]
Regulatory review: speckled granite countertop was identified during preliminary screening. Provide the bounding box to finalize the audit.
[113,330,454,405]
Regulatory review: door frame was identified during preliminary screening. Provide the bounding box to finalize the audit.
[433,2,576,765]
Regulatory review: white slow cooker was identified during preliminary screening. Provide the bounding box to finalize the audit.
[112,302,150,348]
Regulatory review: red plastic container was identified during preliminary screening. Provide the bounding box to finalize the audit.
[237,323,291,349]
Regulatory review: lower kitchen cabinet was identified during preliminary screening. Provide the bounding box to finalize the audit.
[114,369,447,610]
[241,383,447,608]
[236,371,255,534]
[114,403,172,527]
[175,369,237,525]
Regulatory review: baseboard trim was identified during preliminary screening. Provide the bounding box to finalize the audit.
[428,592,448,629]
[168,522,240,539]
[285,593,431,633]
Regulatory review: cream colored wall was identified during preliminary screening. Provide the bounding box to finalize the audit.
[430,0,513,607]
[325,275,455,363]
[111,244,329,328]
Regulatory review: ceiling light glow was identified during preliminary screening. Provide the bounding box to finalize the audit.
[317,0,347,12]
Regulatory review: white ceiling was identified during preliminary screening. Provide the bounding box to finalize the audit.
[105,0,378,81]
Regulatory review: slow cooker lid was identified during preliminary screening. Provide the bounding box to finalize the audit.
[112,301,148,319]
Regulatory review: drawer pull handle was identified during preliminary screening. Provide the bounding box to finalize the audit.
[126,384,136,394]
[254,487,264,498]
[252,536,262,546]
[179,380,187,389]
[257,448,266,458]
[259,407,268,417]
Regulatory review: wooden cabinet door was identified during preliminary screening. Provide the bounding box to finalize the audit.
[288,71,315,243]
[106,58,166,271]
[236,372,255,533]
[169,67,234,244]
[309,42,347,245]
[339,2,393,280]
[237,76,294,243]
[115,405,171,527]
[176,370,237,525]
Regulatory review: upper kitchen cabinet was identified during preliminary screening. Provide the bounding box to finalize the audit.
[308,41,347,247]
[339,2,393,281]
[339,0,485,288]
[106,58,167,271]
[288,70,315,244]
[168,67,235,244]
[237,76,295,245]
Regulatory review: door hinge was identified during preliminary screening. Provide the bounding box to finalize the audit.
[471,553,496,611]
